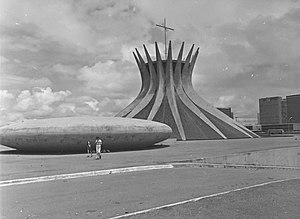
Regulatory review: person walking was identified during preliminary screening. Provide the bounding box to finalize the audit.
[86,140,92,157]
[95,137,102,160]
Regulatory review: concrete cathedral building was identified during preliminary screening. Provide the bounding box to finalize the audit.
[116,42,258,140]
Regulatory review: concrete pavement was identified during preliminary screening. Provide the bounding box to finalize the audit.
[123,178,300,219]
[1,136,299,180]
[1,136,300,218]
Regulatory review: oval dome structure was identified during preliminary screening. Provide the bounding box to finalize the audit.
[0,117,172,152]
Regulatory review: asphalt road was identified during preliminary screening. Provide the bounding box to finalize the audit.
[2,165,300,218]
[127,178,300,219]
[1,136,300,218]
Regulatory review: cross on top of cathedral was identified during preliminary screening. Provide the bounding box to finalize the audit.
[156,18,174,59]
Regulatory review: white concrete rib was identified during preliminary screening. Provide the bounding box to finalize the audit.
[148,43,166,120]
[182,49,255,138]
[165,42,186,140]
[174,43,227,139]
[115,52,148,117]
[126,49,156,118]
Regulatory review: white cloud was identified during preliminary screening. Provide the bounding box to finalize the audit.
[77,60,140,98]
[0,74,52,90]
[0,56,10,64]
[14,87,71,111]
[0,87,72,125]
[1,0,299,123]
[0,87,129,125]
[1,0,93,51]
[85,99,100,112]
[215,95,236,108]
[52,64,79,77]
[0,90,15,111]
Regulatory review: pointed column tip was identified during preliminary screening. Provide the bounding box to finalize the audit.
[168,40,172,50]
[143,45,152,62]
[177,42,185,61]
[167,40,172,60]
[143,45,148,55]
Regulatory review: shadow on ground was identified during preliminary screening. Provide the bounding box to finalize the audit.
[0,144,170,155]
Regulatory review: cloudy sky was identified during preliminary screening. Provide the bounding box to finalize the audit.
[1,0,300,126]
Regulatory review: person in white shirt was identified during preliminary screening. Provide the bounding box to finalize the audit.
[95,137,102,160]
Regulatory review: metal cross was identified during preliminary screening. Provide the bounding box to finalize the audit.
[156,18,174,58]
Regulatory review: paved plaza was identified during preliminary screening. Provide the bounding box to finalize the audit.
[1,136,300,218]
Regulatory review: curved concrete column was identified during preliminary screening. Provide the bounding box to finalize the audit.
[174,44,227,139]
[126,48,156,118]
[115,52,149,117]
[165,42,186,140]
[182,49,256,138]
[148,42,166,120]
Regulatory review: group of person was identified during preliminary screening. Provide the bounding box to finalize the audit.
[86,137,102,160]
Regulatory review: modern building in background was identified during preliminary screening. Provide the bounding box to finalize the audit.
[281,99,287,124]
[286,94,300,123]
[217,107,234,119]
[258,94,300,132]
[259,96,283,125]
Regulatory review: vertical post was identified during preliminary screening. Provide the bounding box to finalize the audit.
[156,18,174,59]
[288,117,293,133]
[164,18,167,58]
